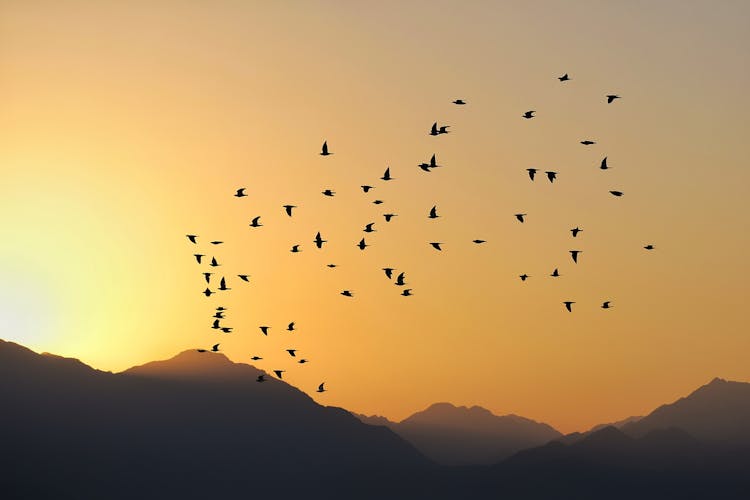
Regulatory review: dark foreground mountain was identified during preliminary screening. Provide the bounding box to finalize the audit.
[357,402,561,465]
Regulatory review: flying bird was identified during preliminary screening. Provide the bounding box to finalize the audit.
[609,190,624,197]
[210,241,223,245]
[401,289,413,296]
[438,125,450,134]
[249,216,262,227]
[213,311,224,319]
[314,232,327,248]
[527,168,537,181]
[235,188,247,197]
[430,242,443,251]
[381,168,393,181]
[210,257,220,267]
[341,290,353,297]
[563,301,575,312]
[523,110,535,119]
[606,94,621,104]
[322,189,335,197]
[238,274,250,282]
[251,356,262,361]
[317,383,326,393]
[383,268,394,279]
[361,185,373,193]
[428,206,439,219]
[320,141,331,156]
[395,272,406,286]
[186,234,198,244]
[357,238,369,250]
[600,157,610,170]
[372,200,384,204]
[327,264,338,268]
[287,322,295,332]
[452,99,466,105]
[286,349,297,357]
[602,301,612,309]
[273,370,285,379]
[472,239,486,244]
[211,344,220,352]
[383,213,397,222]
[203,272,212,283]
[581,140,595,145]
[429,122,439,136]
[194,254,205,264]
[203,288,214,297]
[558,73,570,82]
[220,327,232,333]
[216,306,227,311]
[256,375,266,382]
[298,359,309,364]
[283,205,296,217]
[364,223,376,233]
[519,274,530,281]
[545,171,557,183]
[644,244,655,250]
[218,277,230,291]
[211,319,221,330]
[259,326,270,336]
[418,154,439,172]
[515,213,527,223]
[570,250,582,263]
[571,227,582,237]
[290,244,301,253]
[550,268,560,277]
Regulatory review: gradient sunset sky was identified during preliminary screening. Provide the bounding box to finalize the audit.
[2,0,749,433]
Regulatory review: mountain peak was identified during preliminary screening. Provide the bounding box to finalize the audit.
[123,349,264,381]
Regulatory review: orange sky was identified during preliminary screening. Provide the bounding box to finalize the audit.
[1,1,749,433]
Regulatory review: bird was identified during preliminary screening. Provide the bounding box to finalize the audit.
[317,382,326,393]
[210,257,220,267]
[401,289,413,296]
[364,223,376,233]
[570,250,582,263]
[341,290,353,297]
[571,227,582,237]
[515,213,527,223]
[287,322,295,332]
[428,206,439,219]
[220,327,232,333]
[213,311,225,319]
[256,375,266,382]
[210,241,223,245]
[194,254,205,264]
[327,264,338,268]
[314,232,327,248]
[357,238,369,250]
[545,171,557,183]
[211,319,221,330]
[606,94,621,104]
[286,349,297,357]
[527,168,537,181]
[290,244,301,253]
[383,213,397,222]
[249,216,262,227]
[452,99,466,105]
[320,141,331,156]
[238,274,250,282]
[644,244,655,250]
[381,168,393,181]
[418,154,439,172]
[429,122,439,136]
[203,272,212,283]
[383,268,394,279]
[558,73,570,82]
[218,277,231,291]
[519,274,530,281]
[235,188,247,197]
[283,205,296,217]
[430,242,443,251]
[395,272,406,286]
[438,125,450,134]
[600,157,610,170]
[298,359,309,364]
[211,343,220,352]
[563,301,575,312]
[550,268,560,277]
[523,110,535,119]
[203,288,214,297]
[186,234,198,244]
[602,301,612,309]
[215,306,227,311]
[472,239,486,244]
[273,370,285,379]
[610,190,624,197]
[372,200,384,205]
[259,326,270,335]
[322,189,335,197]
[197,349,208,353]
[361,185,373,193]
[581,140,595,145]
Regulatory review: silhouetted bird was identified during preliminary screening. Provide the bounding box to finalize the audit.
[383,268,394,279]
[361,185,373,193]
[210,257,220,267]
[428,206,439,219]
[515,213,527,223]
[606,94,621,104]
[290,245,301,253]
[401,289,413,296]
[320,141,331,156]
[317,382,326,393]
[187,234,198,244]
[238,274,250,282]
[357,238,369,250]
[259,326,270,336]
[519,274,529,281]
[551,268,560,277]
[438,125,450,134]
[322,189,335,196]
[216,306,226,311]
[395,272,406,286]
[314,232,326,248]
[600,157,610,170]
[430,242,443,251]
[211,344,220,352]
[610,190,623,197]
[273,370,285,379]
[602,301,612,309]
[251,356,262,361]
[430,122,439,136]
[581,140,595,145]
[341,290,353,297]
[203,272,212,283]
[571,227,582,237]
[327,264,337,268]
[644,244,655,250]
[523,110,535,119]
[383,213,397,222]
[298,359,309,364]
[364,223,376,233]
[373,200,384,204]
[218,277,230,291]
[194,254,205,264]
[558,73,570,82]
[570,250,582,263]
[210,241,223,245]
[283,205,296,217]
[527,168,537,181]
[418,154,439,172]
[381,168,393,181]
[545,171,557,183]
[564,301,575,312]
[256,375,266,382]
[211,319,221,330]
[452,99,466,105]
[473,239,486,244]
[213,311,224,319]
[235,188,247,197]
[286,349,297,357]
[249,216,262,227]
[203,288,214,297]
[197,349,208,353]
[220,327,232,333]
[287,322,295,332]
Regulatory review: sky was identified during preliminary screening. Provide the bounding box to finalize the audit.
[1,0,749,433]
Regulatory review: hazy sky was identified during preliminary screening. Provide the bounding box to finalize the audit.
[2,0,749,433]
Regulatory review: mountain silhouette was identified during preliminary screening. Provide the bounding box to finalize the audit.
[357,402,561,465]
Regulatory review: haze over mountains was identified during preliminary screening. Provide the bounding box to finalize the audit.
[3,338,750,499]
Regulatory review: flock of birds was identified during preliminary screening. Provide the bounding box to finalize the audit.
[186,73,653,394]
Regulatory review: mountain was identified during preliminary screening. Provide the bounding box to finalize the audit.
[621,378,750,446]
[0,340,435,499]
[357,402,562,465]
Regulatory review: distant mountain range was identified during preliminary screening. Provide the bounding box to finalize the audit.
[3,338,750,499]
